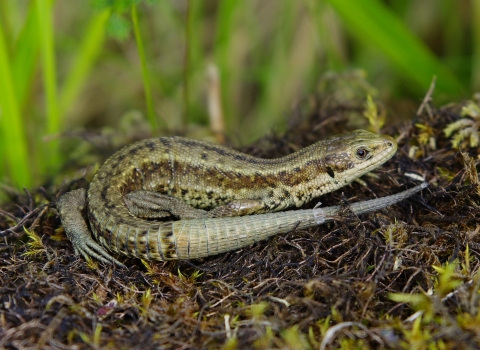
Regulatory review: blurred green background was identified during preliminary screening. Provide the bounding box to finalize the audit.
[0,0,476,190]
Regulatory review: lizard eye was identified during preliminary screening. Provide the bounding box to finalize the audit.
[356,148,369,159]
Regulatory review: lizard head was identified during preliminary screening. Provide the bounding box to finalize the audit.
[323,129,397,185]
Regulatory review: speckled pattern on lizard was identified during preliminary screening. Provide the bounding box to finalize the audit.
[56,129,427,267]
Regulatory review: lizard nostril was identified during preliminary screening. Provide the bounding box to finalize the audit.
[387,142,393,147]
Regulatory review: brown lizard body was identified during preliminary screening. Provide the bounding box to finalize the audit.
[57,130,426,266]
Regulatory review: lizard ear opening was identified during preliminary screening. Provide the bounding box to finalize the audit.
[326,166,335,178]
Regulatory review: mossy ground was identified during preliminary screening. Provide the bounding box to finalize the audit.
[1,88,480,349]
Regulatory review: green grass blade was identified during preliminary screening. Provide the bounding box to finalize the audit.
[0,22,32,187]
[184,0,205,125]
[131,4,158,131]
[250,1,299,140]
[12,2,39,109]
[0,0,14,53]
[59,8,111,117]
[35,0,60,172]
[472,0,480,91]
[183,0,192,127]
[308,1,346,71]
[246,2,319,142]
[214,0,243,132]
[326,0,466,97]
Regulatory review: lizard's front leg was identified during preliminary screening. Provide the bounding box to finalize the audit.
[125,189,266,218]
[57,189,125,267]
[124,190,207,219]
[206,199,267,217]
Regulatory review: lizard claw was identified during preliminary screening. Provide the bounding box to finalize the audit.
[72,233,126,268]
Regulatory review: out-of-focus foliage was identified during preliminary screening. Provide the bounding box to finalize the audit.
[444,95,480,148]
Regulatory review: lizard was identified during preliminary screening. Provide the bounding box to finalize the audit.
[56,129,427,267]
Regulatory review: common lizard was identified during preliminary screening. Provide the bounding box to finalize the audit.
[56,130,427,267]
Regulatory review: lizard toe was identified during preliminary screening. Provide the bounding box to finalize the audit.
[79,241,126,268]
